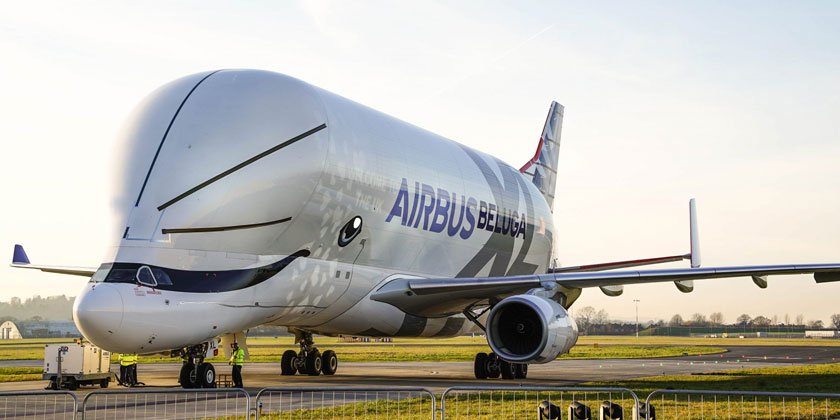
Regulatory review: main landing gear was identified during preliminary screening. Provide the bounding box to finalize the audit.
[463,304,528,380]
[474,352,528,380]
[280,329,338,376]
[177,344,216,389]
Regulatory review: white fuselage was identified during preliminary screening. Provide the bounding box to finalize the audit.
[73,70,555,354]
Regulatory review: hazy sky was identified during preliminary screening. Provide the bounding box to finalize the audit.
[2,1,839,325]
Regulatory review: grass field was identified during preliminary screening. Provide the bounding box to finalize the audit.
[6,334,837,363]
[1,336,727,363]
[263,364,840,419]
[0,367,42,382]
[121,341,725,364]
[590,362,840,395]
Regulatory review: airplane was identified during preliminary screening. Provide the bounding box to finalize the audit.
[11,69,840,387]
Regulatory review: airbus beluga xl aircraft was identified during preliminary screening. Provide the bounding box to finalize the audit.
[11,69,840,387]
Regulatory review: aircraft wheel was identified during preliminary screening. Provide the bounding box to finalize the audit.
[281,350,298,375]
[486,353,501,379]
[321,350,338,375]
[514,363,528,379]
[198,363,216,388]
[499,360,516,380]
[305,350,322,376]
[474,352,489,379]
[180,362,198,389]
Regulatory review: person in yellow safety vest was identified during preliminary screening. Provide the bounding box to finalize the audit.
[229,343,245,388]
[119,354,138,387]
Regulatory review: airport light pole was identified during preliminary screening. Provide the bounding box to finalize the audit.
[634,299,640,338]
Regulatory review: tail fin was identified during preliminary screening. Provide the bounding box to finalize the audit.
[520,102,563,212]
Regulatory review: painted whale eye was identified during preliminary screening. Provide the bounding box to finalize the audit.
[338,216,363,247]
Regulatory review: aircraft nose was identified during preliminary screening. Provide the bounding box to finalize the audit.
[73,283,124,349]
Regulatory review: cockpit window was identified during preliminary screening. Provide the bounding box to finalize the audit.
[90,263,113,283]
[151,268,173,286]
[106,268,138,283]
[92,249,309,293]
[136,266,157,287]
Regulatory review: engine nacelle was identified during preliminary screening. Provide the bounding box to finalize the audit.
[486,294,578,364]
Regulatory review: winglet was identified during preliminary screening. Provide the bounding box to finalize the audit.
[12,244,30,265]
[689,198,701,268]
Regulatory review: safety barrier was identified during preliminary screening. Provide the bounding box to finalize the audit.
[82,388,251,419]
[643,389,840,420]
[441,386,640,419]
[0,391,78,420]
[5,386,840,419]
[255,387,436,419]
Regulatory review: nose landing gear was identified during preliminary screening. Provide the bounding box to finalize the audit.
[280,329,338,376]
[177,343,217,388]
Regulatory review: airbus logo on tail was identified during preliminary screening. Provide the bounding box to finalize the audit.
[386,178,528,240]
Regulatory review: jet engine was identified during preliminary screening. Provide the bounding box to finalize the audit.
[485,294,578,364]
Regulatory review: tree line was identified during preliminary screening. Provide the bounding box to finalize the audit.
[573,305,840,335]
[0,295,75,322]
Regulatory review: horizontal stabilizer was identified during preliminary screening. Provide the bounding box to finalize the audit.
[9,244,97,277]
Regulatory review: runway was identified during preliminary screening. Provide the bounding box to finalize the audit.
[2,345,838,394]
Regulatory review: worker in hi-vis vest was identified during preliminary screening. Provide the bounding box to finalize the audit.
[118,353,138,386]
[229,342,245,388]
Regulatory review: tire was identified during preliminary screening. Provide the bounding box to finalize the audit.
[514,363,528,379]
[65,377,78,390]
[49,378,58,390]
[100,378,110,388]
[474,352,489,379]
[179,362,197,389]
[487,354,501,379]
[198,363,216,388]
[499,360,516,380]
[305,350,322,376]
[281,350,298,375]
[321,350,338,375]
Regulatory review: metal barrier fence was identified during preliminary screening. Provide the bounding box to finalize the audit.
[82,388,251,419]
[441,386,640,419]
[255,387,436,419]
[6,387,840,419]
[644,389,840,420]
[0,391,78,420]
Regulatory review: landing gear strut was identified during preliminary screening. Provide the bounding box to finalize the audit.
[281,329,338,376]
[474,352,528,380]
[177,344,216,388]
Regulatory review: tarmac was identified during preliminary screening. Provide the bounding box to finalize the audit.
[2,345,838,394]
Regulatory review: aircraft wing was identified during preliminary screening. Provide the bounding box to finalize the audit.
[9,244,96,277]
[371,263,840,318]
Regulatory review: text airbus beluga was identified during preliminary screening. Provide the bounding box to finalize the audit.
[12,69,840,386]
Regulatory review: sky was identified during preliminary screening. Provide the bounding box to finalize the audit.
[1,1,839,325]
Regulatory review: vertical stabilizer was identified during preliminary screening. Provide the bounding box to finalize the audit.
[520,102,563,212]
